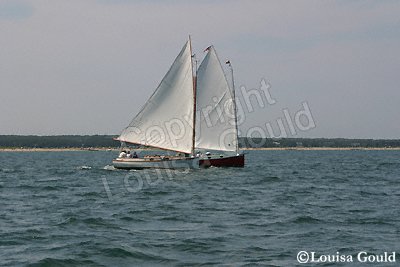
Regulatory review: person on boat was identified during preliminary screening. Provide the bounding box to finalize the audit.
[132,151,138,158]
[119,150,127,158]
[126,151,132,158]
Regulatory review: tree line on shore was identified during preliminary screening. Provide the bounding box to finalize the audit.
[0,135,399,148]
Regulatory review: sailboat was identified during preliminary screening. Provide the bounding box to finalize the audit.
[112,38,244,169]
[112,38,199,169]
[195,46,245,167]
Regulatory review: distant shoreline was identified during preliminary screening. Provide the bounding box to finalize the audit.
[244,147,400,151]
[1,136,399,151]
[0,148,117,152]
[1,147,400,152]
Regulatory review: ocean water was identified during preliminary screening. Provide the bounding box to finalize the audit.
[0,150,399,266]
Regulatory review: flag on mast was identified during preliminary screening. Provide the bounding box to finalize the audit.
[204,46,212,52]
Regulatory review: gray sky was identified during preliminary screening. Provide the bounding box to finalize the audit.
[1,0,399,138]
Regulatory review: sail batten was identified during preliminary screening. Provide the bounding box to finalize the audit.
[195,46,238,152]
[118,41,195,154]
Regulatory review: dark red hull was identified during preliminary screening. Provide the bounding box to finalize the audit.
[199,154,245,168]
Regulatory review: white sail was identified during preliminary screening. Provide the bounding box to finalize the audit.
[117,41,194,154]
[195,46,238,152]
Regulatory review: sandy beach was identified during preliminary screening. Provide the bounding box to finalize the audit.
[243,147,400,151]
[1,147,400,152]
[0,148,118,152]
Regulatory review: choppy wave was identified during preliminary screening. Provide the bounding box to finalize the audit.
[291,215,322,224]
[27,258,101,267]
[1,168,15,173]
[77,165,92,170]
[103,165,116,171]
[1,150,399,266]
[101,246,170,262]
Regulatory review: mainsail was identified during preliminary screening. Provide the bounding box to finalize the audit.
[195,46,238,152]
[117,41,195,154]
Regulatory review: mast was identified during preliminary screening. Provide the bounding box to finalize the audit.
[227,61,239,154]
[189,35,197,156]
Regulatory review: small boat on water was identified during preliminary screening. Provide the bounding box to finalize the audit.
[112,37,244,169]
